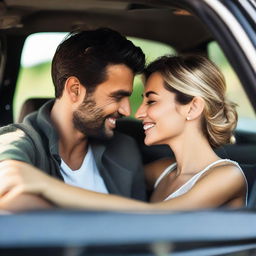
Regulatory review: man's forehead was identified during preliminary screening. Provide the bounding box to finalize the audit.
[89,64,134,98]
[106,63,132,73]
[105,64,134,80]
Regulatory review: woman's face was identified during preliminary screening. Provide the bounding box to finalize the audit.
[135,72,188,146]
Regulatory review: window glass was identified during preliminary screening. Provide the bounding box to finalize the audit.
[13,33,175,121]
[208,41,256,131]
[13,33,67,121]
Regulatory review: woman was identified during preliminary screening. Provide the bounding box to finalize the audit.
[0,55,248,210]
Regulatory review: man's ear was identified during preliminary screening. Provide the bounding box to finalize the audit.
[64,76,85,102]
[186,96,205,120]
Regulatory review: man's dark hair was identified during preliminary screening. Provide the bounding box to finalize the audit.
[52,28,145,98]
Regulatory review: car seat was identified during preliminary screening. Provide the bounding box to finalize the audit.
[18,98,52,123]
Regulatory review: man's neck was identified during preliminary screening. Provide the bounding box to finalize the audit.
[50,99,89,170]
[59,141,89,170]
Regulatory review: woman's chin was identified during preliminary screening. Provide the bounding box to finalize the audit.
[144,136,168,146]
[144,137,157,146]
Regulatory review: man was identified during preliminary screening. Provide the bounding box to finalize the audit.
[0,28,146,211]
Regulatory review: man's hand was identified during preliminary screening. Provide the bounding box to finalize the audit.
[0,160,54,212]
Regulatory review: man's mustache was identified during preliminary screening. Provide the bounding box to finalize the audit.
[107,112,124,119]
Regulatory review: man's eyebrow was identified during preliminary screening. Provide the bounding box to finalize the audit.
[110,90,132,97]
[142,91,158,98]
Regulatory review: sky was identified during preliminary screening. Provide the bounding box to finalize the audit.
[21,33,68,67]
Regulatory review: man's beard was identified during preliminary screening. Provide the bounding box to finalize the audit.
[72,97,120,141]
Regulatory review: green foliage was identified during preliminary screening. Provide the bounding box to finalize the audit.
[208,42,255,119]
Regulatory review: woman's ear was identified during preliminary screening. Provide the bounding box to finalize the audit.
[186,96,205,121]
[64,76,86,102]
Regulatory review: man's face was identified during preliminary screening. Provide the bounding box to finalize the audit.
[73,64,134,140]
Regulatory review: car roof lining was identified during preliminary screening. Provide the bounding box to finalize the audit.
[0,0,212,52]
[5,0,132,11]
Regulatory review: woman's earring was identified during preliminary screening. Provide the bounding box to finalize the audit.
[186,116,190,121]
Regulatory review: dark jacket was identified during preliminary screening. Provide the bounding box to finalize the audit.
[0,100,146,200]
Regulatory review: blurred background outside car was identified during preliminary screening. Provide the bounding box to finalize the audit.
[14,32,256,132]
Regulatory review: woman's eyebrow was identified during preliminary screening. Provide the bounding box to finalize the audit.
[144,91,158,98]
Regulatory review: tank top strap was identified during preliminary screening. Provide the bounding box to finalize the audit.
[178,159,244,187]
[193,159,237,178]
[154,162,177,189]
[164,158,248,206]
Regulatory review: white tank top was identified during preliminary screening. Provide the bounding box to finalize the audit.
[154,159,248,204]
[60,146,108,194]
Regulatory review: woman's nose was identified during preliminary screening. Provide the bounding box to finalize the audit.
[135,103,146,120]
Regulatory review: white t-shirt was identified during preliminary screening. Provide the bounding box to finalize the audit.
[60,146,108,194]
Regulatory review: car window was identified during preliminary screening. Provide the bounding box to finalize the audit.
[208,41,256,132]
[13,33,67,122]
[13,33,175,121]
[15,33,255,130]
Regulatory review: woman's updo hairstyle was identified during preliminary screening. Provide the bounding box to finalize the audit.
[144,54,237,148]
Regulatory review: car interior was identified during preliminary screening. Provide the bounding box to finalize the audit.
[0,1,256,255]
[0,0,254,204]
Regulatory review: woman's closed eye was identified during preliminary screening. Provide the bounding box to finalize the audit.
[146,100,156,105]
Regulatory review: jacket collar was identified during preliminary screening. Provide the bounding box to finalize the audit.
[90,137,132,196]
[35,99,60,158]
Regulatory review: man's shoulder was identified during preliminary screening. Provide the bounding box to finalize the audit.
[0,122,37,140]
[0,123,19,133]
[0,124,36,163]
[0,124,28,143]
[0,122,46,156]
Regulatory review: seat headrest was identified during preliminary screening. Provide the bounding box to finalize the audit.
[18,98,52,122]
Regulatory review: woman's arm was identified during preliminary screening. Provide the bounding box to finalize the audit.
[0,160,246,211]
[151,164,246,210]
[0,193,54,212]
[43,163,247,210]
[0,160,150,211]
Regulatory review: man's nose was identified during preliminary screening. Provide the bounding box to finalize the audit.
[118,98,131,117]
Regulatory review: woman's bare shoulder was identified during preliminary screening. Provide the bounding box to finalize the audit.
[204,161,244,180]
[174,162,247,209]
[197,161,246,198]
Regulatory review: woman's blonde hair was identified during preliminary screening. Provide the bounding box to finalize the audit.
[144,54,238,148]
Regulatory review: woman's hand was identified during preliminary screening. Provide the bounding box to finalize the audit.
[0,160,51,198]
